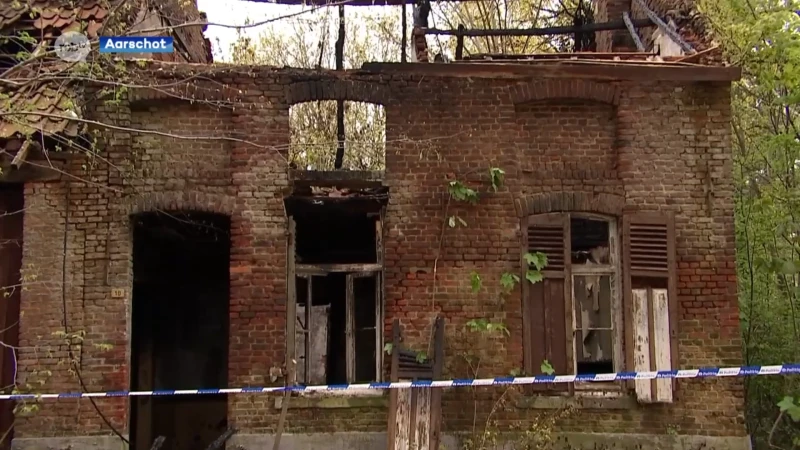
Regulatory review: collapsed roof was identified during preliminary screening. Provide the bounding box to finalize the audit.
[0,0,212,166]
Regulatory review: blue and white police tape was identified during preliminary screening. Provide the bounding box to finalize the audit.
[2,364,798,401]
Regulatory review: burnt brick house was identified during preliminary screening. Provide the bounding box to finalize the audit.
[0,0,749,449]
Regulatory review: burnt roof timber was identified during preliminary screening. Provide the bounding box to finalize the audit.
[426,18,654,37]
[359,62,742,82]
[246,0,470,4]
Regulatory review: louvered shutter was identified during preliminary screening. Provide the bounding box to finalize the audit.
[622,212,678,403]
[522,213,569,391]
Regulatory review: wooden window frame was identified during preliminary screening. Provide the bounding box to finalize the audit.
[570,213,623,392]
[286,215,386,388]
[522,212,624,394]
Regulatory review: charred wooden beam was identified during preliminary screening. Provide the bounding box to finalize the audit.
[623,12,646,52]
[401,2,407,62]
[631,0,695,54]
[334,5,346,169]
[455,24,465,60]
[9,140,33,169]
[426,18,653,37]
[360,61,742,82]
[296,263,383,274]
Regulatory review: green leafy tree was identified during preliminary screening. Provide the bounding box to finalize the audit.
[703,0,800,447]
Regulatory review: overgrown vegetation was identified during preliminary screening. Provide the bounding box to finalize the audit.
[0,0,798,447]
[702,0,800,447]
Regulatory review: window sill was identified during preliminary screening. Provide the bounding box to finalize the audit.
[515,392,637,410]
[273,391,388,410]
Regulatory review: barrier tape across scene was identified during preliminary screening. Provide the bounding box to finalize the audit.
[2,364,798,400]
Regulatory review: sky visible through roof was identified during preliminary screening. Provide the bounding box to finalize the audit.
[197,0,392,62]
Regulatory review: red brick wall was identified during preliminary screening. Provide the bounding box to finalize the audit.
[13,71,744,440]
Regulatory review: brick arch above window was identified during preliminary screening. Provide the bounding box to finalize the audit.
[286,80,390,105]
[509,80,620,106]
[126,191,236,216]
[514,192,625,218]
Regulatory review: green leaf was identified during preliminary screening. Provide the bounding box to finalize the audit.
[509,368,521,377]
[383,343,393,355]
[778,259,799,275]
[523,252,548,270]
[415,351,427,364]
[489,167,505,192]
[540,360,555,375]
[778,396,800,422]
[448,180,479,204]
[526,270,543,284]
[470,271,482,293]
[500,272,520,291]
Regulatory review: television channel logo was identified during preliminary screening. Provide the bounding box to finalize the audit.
[54,31,91,62]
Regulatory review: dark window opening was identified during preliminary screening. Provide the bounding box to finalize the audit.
[294,206,377,264]
[295,274,378,385]
[130,211,230,450]
[289,198,384,385]
[571,217,610,265]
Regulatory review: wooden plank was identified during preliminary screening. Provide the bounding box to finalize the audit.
[608,219,624,375]
[547,278,568,391]
[296,263,382,274]
[346,274,356,383]
[303,277,314,383]
[652,289,673,402]
[394,388,411,450]
[374,272,382,382]
[527,281,547,385]
[563,213,574,396]
[296,304,329,385]
[429,317,444,450]
[408,388,418,447]
[666,213,679,396]
[359,61,743,82]
[426,18,654,37]
[521,216,533,377]
[632,289,652,402]
[387,320,401,450]
[414,389,431,450]
[622,214,635,392]
[286,217,297,383]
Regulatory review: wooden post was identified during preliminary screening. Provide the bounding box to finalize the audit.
[401,2,407,62]
[334,4,346,169]
[345,274,356,382]
[455,24,465,60]
[429,316,445,450]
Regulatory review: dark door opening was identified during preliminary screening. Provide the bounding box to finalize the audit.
[130,211,230,450]
[0,185,23,449]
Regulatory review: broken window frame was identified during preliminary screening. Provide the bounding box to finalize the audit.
[522,212,624,394]
[286,215,385,389]
[568,213,623,392]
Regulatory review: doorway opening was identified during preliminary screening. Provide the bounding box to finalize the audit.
[0,185,23,449]
[130,211,230,450]
[286,185,387,387]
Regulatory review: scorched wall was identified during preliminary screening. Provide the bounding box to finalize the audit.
[11,65,747,449]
